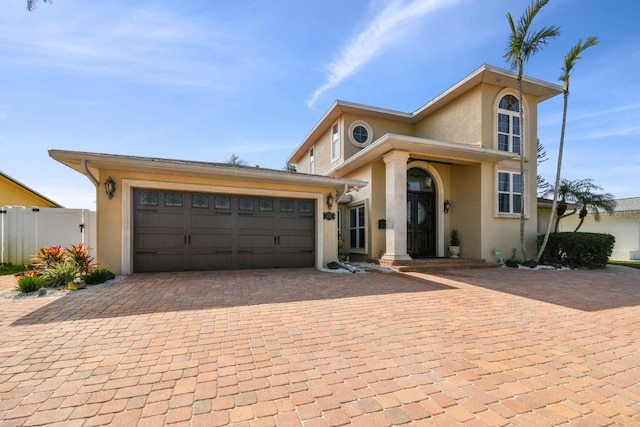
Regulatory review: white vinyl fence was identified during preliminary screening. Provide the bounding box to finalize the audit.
[0,206,96,266]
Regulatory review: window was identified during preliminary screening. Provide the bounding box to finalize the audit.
[331,123,340,161]
[497,94,521,154]
[309,147,315,174]
[348,120,373,147]
[497,171,522,214]
[349,205,366,249]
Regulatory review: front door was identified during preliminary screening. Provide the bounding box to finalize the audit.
[407,168,436,257]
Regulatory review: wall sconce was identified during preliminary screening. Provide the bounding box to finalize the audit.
[443,199,450,214]
[104,176,116,200]
[326,192,334,209]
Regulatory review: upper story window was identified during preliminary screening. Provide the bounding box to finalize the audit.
[331,123,340,161]
[497,94,521,154]
[309,147,315,174]
[497,171,522,214]
[348,120,373,148]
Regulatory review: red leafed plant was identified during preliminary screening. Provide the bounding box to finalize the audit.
[66,243,95,274]
[34,245,66,269]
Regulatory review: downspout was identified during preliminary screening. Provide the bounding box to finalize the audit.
[82,159,99,187]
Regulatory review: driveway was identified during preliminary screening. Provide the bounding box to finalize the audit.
[0,266,639,426]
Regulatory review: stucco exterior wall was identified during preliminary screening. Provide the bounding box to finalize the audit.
[414,86,482,145]
[558,212,640,260]
[342,113,414,162]
[93,169,339,274]
[450,163,483,259]
[0,177,58,208]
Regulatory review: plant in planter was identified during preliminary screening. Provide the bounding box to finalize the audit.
[449,229,461,258]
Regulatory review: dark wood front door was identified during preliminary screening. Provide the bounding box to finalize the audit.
[407,191,436,257]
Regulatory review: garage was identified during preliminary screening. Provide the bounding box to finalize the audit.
[134,189,315,272]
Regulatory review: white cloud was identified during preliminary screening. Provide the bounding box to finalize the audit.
[586,126,640,140]
[306,0,461,108]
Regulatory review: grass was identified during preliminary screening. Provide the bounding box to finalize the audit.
[0,264,31,276]
[609,260,640,269]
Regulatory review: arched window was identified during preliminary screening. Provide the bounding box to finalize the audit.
[497,94,521,154]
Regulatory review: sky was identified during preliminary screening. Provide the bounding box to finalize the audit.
[2,0,639,209]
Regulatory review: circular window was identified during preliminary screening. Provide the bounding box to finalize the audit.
[348,121,373,147]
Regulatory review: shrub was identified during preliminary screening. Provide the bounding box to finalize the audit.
[66,243,95,274]
[16,273,45,293]
[34,245,66,269]
[82,268,114,285]
[538,232,615,269]
[42,258,79,288]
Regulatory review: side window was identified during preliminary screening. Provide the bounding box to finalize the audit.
[497,94,521,154]
[331,123,340,161]
[309,147,315,174]
[349,205,366,249]
[497,171,522,214]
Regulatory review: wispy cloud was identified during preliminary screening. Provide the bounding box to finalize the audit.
[586,126,640,140]
[306,0,461,108]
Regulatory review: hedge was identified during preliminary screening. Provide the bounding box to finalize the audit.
[537,232,615,269]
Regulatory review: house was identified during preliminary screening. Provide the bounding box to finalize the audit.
[50,64,562,275]
[0,170,63,208]
[48,151,365,274]
[287,64,561,265]
[540,197,640,261]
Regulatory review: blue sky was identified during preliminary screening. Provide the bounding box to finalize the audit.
[2,0,638,209]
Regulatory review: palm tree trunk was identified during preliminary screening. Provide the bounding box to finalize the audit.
[536,83,569,261]
[517,62,528,262]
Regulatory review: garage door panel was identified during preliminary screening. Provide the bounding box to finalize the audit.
[134,190,315,272]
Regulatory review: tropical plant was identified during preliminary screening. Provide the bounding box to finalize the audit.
[536,37,599,262]
[16,272,45,293]
[537,140,550,194]
[505,0,560,261]
[34,245,66,269]
[82,268,114,285]
[226,154,247,166]
[450,229,460,246]
[542,178,615,232]
[42,258,79,288]
[66,243,95,274]
[26,0,49,11]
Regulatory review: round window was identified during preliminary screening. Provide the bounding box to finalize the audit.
[348,121,373,147]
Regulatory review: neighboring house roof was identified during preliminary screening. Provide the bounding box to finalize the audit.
[612,197,640,212]
[48,150,366,192]
[0,170,63,208]
[288,64,563,164]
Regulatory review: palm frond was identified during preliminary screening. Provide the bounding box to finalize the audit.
[560,36,599,83]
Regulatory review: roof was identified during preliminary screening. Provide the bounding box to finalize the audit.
[0,170,63,208]
[49,150,366,192]
[288,64,563,164]
[612,197,640,212]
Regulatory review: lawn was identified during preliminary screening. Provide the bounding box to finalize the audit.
[0,264,29,276]
[609,260,640,270]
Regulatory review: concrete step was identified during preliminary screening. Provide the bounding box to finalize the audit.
[376,258,500,272]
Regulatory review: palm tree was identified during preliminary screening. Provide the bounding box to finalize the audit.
[226,154,247,166]
[26,0,49,11]
[543,178,615,232]
[504,0,560,261]
[536,37,598,261]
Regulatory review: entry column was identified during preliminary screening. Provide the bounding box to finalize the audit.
[381,151,412,261]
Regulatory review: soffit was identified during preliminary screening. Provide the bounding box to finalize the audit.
[49,150,366,192]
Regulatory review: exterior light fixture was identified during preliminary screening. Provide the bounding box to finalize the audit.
[104,176,116,199]
[326,192,334,209]
[444,199,451,213]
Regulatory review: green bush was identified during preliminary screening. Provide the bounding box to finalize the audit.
[82,268,113,285]
[16,274,45,293]
[42,259,79,288]
[538,232,615,269]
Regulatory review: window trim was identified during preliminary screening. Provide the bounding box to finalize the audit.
[331,122,340,162]
[348,120,373,148]
[496,170,523,216]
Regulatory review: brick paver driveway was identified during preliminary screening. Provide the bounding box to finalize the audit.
[1,266,639,426]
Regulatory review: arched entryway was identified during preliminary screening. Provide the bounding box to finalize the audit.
[407,167,436,257]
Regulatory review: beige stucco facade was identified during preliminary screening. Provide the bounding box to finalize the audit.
[50,151,364,274]
[288,64,561,264]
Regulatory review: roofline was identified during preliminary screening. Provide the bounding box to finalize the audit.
[49,150,366,192]
[0,170,64,208]
[287,64,562,164]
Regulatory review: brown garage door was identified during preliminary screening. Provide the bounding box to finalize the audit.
[133,189,315,272]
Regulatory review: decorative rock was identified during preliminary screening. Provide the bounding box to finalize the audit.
[37,288,47,297]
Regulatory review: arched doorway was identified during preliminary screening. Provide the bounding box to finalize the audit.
[407,167,436,257]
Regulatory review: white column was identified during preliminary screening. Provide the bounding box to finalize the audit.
[381,151,412,261]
